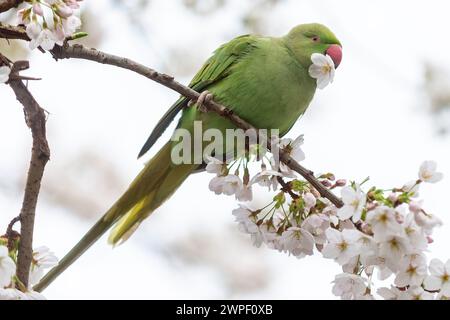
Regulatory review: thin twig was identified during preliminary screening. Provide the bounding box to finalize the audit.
[7,60,50,289]
[277,176,300,200]
[5,215,20,251]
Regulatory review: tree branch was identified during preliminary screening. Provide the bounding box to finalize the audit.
[0,0,22,14]
[6,60,50,289]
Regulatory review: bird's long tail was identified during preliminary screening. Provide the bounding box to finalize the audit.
[34,141,197,292]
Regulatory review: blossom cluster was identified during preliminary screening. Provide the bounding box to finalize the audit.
[0,237,58,300]
[206,135,448,300]
[17,0,83,50]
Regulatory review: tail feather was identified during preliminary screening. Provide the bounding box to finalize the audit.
[34,141,196,292]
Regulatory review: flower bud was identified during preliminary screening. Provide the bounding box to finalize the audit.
[320,179,332,187]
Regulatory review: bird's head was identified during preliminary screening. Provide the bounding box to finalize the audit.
[284,23,342,70]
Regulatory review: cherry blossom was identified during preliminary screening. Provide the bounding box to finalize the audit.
[0,246,15,288]
[280,227,314,258]
[366,206,402,240]
[424,258,450,296]
[322,229,361,265]
[308,53,335,89]
[418,160,443,183]
[337,185,366,222]
[18,0,83,51]
[332,273,367,300]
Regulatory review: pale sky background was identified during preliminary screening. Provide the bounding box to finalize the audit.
[1,0,450,299]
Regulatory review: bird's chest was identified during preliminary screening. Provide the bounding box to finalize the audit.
[212,54,316,135]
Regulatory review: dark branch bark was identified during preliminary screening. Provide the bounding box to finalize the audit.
[0,0,22,14]
[8,65,50,288]
[0,24,29,41]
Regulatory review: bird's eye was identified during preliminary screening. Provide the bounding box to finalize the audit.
[312,36,320,42]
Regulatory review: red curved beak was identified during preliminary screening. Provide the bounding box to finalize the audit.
[326,44,342,68]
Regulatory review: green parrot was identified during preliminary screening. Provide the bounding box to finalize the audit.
[35,23,342,290]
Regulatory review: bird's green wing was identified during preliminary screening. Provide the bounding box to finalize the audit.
[137,34,258,158]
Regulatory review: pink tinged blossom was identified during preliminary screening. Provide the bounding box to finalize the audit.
[31,28,58,51]
[17,8,31,24]
[301,214,329,245]
[258,222,281,250]
[32,3,44,16]
[250,169,281,191]
[0,246,16,288]
[424,258,450,296]
[56,4,73,18]
[222,175,243,195]
[303,192,317,212]
[377,286,404,300]
[331,273,367,300]
[64,0,81,9]
[209,176,225,194]
[363,254,394,280]
[342,256,359,274]
[209,174,243,197]
[62,15,81,35]
[232,205,258,234]
[378,234,411,268]
[205,156,224,175]
[366,206,402,241]
[235,183,252,202]
[418,160,443,183]
[337,185,366,222]
[402,213,428,251]
[354,232,377,262]
[402,286,434,300]
[53,24,66,45]
[26,21,42,41]
[413,211,442,235]
[394,256,427,287]
[322,228,361,265]
[409,200,423,213]
[280,227,314,258]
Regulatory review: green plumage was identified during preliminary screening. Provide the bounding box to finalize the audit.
[34,23,341,291]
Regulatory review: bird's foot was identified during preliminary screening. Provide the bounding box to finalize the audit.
[190,90,213,113]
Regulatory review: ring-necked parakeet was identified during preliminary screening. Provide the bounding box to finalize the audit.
[36,23,342,290]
